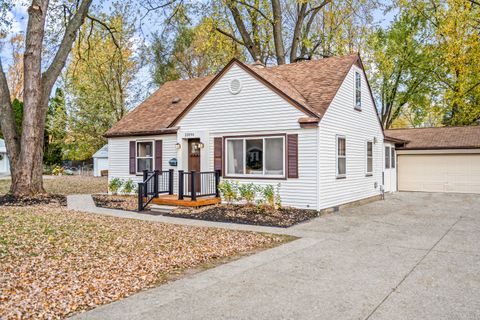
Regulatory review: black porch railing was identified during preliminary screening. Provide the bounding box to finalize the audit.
[138,169,174,211]
[178,170,220,201]
[138,169,220,211]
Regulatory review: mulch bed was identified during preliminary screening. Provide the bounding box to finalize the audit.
[0,194,66,207]
[168,204,320,228]
[92,194,138,212]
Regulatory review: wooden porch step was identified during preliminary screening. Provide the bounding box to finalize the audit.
[151,195,221,207]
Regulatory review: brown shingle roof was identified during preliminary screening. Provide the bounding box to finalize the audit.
[105,76,214,137]
[385,126,480,150]
[105,55,360,137]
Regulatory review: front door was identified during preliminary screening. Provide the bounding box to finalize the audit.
[188,139,201,192]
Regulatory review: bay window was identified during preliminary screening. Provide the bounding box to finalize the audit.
[226,136,285,178]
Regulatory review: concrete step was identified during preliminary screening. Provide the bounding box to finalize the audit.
[150,204,177,214]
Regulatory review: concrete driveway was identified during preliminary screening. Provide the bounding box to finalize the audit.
[73,192,480,320]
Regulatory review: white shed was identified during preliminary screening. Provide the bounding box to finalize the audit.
[92,144,108,177]
[0,139,10,175]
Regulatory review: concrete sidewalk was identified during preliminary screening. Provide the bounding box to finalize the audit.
[70,192,480,320]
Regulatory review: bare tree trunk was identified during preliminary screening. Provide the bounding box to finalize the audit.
[271,0,285,64]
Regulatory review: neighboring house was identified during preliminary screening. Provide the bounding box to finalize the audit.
[92,145,109,177]
[385,126,480,194]
[105,54,390,211]
[0,139,10,175]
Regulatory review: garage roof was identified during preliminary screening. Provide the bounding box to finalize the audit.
[385,126,480,150]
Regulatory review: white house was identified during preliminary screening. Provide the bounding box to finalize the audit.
[92,144,109,177]
[0,139,10,175]
[105,54,394,210]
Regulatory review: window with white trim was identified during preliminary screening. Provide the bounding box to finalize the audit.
[336,136,346,178]
[385,146,390,169]
[225,136,285,178]
[366,141,373,175]
[137,141,153,173]
[391,148,396,168]
[355,71,362,109]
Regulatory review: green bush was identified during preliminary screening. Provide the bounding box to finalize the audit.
[275,183,282,209]
[238,183,257,205]
[109,178,123,195]
[218,180,238,204]
[52,166,64,176]
[122,179,136,195]
[262,184,275,207]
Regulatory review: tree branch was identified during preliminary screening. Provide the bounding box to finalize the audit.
[42,0,93,93]
[232,0,273,23]
[215,27,246,46]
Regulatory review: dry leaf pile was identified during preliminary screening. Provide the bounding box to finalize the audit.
[0,204,288,319]
[92,195,137,212]
[0,176,108,195]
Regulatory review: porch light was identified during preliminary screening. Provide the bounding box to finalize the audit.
[198,142,205,149]
[175,143,181,150]
[373,137,378,144]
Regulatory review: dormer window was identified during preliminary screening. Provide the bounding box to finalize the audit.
[355,71,361,110]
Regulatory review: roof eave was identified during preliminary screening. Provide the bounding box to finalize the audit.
[104,127,179,138]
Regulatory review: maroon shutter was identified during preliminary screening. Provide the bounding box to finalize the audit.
[214,137,223,176]
[129,141,136,174]
[155,140,163,172]
[287,134,298,178]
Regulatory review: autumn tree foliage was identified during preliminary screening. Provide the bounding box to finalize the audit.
[64,2,139,160]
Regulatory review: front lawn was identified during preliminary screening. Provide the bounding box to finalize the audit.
[0,205,290,319]
[0,175,108,195]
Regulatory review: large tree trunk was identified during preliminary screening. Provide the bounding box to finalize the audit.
[10,1,50,195]
[0,0,92,196]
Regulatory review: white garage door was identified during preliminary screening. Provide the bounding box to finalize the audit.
[398,154,480,194]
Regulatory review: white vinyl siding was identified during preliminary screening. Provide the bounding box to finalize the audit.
[108,134,178,192]
[178,64,318,209]
[318,65,384,210]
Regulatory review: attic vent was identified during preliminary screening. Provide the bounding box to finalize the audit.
[229,79,242,95]
[172,96,181,104]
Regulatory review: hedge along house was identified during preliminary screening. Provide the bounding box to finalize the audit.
[105,54,389,211]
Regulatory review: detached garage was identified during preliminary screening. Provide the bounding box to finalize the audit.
[385,126,480,194]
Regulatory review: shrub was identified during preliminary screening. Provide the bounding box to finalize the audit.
[109,178,123,195]
[238,183,257,205]
[52,166,64,176]
[123,179,136,195]
[218,180,238,204]
[275,183,282,209]
[262,184,275,207]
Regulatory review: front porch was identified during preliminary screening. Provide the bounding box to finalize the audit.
[138,169,221,211]
[149,194,221,207]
